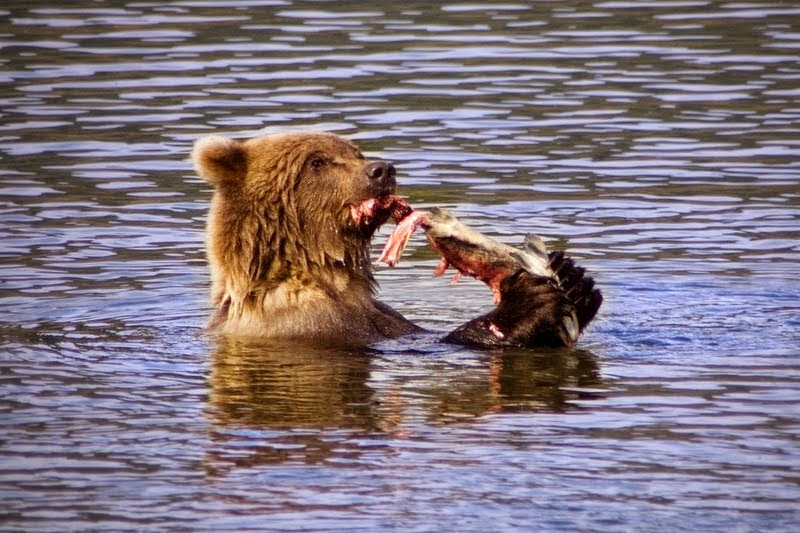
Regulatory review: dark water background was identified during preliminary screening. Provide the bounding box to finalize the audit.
[2,1,799,530]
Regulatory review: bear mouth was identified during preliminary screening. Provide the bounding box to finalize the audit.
[349,194,412,228]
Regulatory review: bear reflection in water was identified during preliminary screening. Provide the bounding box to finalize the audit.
[192,131,601,349]
[205,339,603,471]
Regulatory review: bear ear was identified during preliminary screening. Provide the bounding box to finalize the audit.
[192,135,247,187]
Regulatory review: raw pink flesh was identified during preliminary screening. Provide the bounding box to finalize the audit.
[426,241,507,304]
[349,198,378,224]
[378,200,516,305]
[378,210,430,267]
[350,195,413,227]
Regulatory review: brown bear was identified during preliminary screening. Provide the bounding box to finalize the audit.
[192,131,602,348]
[192,131,421,345]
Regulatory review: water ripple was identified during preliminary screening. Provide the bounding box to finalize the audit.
[2,1,800,530]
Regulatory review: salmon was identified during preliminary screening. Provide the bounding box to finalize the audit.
[378,201,602,348]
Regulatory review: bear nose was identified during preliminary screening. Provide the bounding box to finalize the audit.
[365,161,396,189]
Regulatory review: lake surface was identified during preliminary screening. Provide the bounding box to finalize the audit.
[2,1,799,530]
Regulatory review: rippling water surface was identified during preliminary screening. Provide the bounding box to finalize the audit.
[2,1,799,530]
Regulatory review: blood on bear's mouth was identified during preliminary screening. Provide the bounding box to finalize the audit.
[348,194,413,227]
[348,160,402,228]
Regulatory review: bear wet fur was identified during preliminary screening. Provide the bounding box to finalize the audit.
[192,131,420,345]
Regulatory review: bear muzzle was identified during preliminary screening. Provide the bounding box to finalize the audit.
[364,161,397,195]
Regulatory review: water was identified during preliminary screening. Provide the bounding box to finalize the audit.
[2,1,799,530]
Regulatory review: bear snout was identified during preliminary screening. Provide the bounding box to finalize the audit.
[364,161,397,193]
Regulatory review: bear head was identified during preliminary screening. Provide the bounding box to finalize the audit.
[192,131,401,338]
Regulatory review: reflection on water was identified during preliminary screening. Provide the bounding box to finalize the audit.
[2,0,799,530]
[205,338,603,491]
[207,338,601,430]
[208,340,380,431]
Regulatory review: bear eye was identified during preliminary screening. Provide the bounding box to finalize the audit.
[309,156,327,170]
